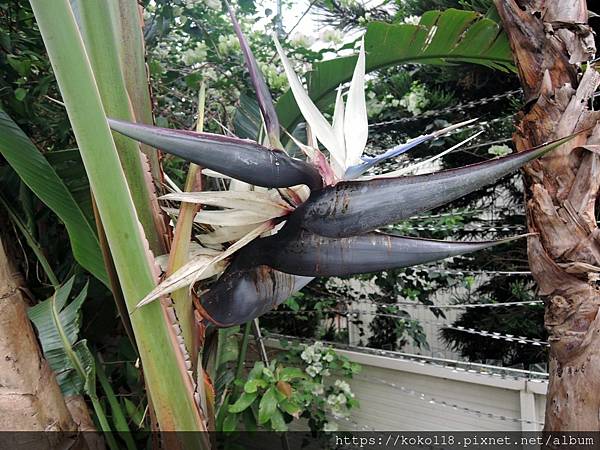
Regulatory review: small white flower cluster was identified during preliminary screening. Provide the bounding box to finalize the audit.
[327,380,355,418]
[258,62,288,91]
[400,82,430,116]
[367,90,401,116]
[181,42,208,66]
[320,29,343,45]
[334,379,355,398]
[217,34,240,55]
[204,0,221,10]
[403,15,421,25]
[301,341,332,378]
[290,33,314,49]
[488,144,512,157]
[326,385,355,419]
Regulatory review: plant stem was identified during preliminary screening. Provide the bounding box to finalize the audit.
[77,0,167,255]
[29,0,207,443]
[96,355,137,450]
[166,83,206,361]
[0,193,59,287]
[234,322,252,383]
[90,395,120,450]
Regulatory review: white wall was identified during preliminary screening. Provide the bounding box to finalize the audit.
[330,348,547,432]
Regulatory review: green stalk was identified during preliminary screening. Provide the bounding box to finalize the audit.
[0,193,59,287]
[109,0,162,184]
[96,356,137,450]
[49,293,119,450]
[91,197,137,350]
[234,322,252,384]
[166,83,206,361]
[89,395,119,450]
[76,0,166,255]
[29,0,207,442]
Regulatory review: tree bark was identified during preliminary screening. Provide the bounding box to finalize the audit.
[0,231,86,448]
[496,0,599,431]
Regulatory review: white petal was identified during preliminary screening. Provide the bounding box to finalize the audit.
[162,207,282,226]
[155,243,221,270]
[198,224,263,244]
[137,221,275,308]
[274,37,345,169]
[202,169,231,179]
[194,209,282,226]
[331,86,346,178]
[137,255,228,307]
[343,38,368,168]
[190,220,274,285]
[160,191,291,216]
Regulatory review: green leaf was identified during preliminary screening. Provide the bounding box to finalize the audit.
[30,0,207,436]
[276,9,515,132]
[222,413,238,432]
[228,391,258,413]
[248,361,265,379]
[45,149,94,222]
[242,408,257,432]
[258,387,278,425]
[244,378,267,393]
[0,109,107,285]
[28,278,93,396]
[269,409,287,432]
[278,399,302,418]
[14,87,27,101]
[123,398,144,429]
[279,367,305,382]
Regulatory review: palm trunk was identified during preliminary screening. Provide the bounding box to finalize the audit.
[495,0,599,430]
[0,229,86,448]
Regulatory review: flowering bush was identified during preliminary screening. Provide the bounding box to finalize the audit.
[291,341,360,432]
[221,341,360,434]
[399,81,430,116]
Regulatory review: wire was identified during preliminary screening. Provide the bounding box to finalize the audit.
[368,90,522,128]
[265,310,548,346]
[264,333,549,380]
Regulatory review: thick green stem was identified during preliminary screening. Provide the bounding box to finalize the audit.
[109,0,162,184]
[167,83,206,362]
[77,0,167,255]
[29,0,206,442]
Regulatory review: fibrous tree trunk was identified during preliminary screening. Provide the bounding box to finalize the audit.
[0,230,87,448]
[496,0,599,431]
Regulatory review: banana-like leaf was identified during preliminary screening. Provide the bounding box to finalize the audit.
[292,134,575,238]
[28,278,95,396]
[227,2,280,144]
[276,9,515,132]
[248,229,523,277]
[108,119,322,190]
[0,110,107,286]
[197,266,312,327]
